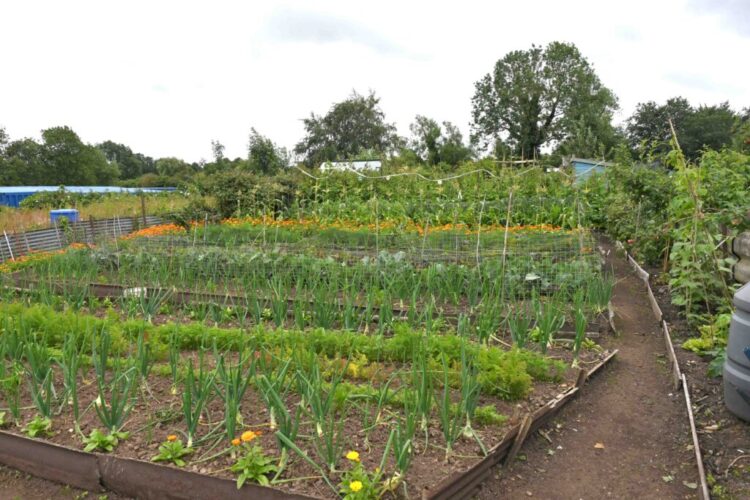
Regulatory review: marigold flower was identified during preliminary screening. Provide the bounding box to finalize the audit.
[231,438,241,446]
[166,434,177,442]
[346,450,360,462]
[241,430,259,443]
[350,480,363,492]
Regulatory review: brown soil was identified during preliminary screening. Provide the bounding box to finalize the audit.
[475,241,699,500]
[0,340,604,499]
[0,464,130,500]
[652,279,750,499]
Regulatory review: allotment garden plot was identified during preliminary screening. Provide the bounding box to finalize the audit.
[0,217,615,498]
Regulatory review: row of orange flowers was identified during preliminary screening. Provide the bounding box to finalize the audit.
[0,242,91,274]
[221,216,570,236]
[121,223,187,240]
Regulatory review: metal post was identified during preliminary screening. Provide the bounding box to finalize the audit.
[19,222,31,254]
[89,216,96,244]
[140,193,147,227]
[3,230,15,261]
[53,220,63,249]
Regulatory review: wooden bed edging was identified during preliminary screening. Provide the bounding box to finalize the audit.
[662,320,683,391]
[0,431,101,492]
[425,349,619,500]
[0,431,319,500]
[682,374,711,500]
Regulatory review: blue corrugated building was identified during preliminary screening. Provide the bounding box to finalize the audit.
[0,186,176,208]
[569,158,612,181]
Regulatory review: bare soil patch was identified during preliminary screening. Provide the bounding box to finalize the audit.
[475,241,699,499]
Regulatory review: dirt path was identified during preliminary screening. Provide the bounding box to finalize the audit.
[476,244,699,500]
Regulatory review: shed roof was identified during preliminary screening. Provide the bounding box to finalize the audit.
[0,186,175,194]
[570,158,614,167]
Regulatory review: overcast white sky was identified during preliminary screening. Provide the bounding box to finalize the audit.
[1,0,748,163]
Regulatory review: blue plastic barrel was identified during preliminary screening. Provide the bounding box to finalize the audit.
[50,209,80,224]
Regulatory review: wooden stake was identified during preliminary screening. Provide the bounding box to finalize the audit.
[506,414,532,469]
[682,374,710,500]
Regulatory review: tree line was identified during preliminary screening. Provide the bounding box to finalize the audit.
[1,41,748,187]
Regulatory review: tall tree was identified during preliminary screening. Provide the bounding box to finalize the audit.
[248,129,287,175]
[295,91,398,167]
[681,103,737,158]
[409,116,442,165]
[155,157,193,179]
[409,116,473,166]
[41,126,116,184]
[471,42,618,159]
[97,140,154,179]
[627,98,738,160]
[1,137,45,185]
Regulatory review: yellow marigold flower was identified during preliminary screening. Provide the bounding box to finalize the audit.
[166,434,177,442]
[350,480,363,492]
[241,430,258,443]
[346,450,360,462]
[231,438,241,446]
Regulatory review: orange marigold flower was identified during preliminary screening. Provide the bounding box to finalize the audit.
[231,438,241,446]
[166,434,177,442]
[241,430,259,443]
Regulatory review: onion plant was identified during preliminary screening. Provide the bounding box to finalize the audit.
[533,293,565,354]
[167,329,180,391]
[60,330,83,428]
[507,305,532,348]
[181,350,215,447]
[1,361,23,424]
[133,328,152,383]
[411,346,433,439]
[572,293,588,368]
[587,275,614,314]
[256,372,302,479]
[390,389,417,483]
[92,330,138,433]
[436,356,462,461]
[213,349,253,440]
[295,353,346,472]
[25,340,55,418]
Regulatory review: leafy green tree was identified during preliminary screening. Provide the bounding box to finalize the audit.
[295,91,398,167]
[41,126,115,184]
[439,122,473,166]
[1,138,44,185]
[248,129,288,175]
[626,98,692,157]
[211,140,225,162]
[155,157,193,179]
[97,140,155,180]
[409,116,473,166]
[0,127,8,153]
[627,98,738,160]
[409,116,442,165]
[733,107,750,154]
[555,117,625,159]
[471,42,618,159]
[681,103,737,158]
